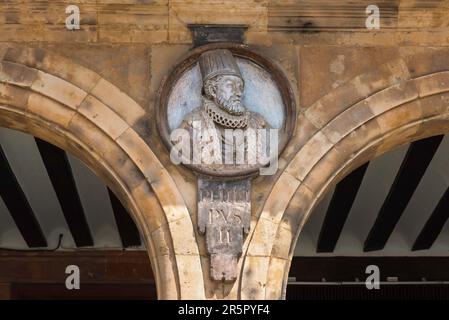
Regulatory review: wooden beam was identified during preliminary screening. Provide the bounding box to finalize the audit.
[413,186,449,251]
[0,251,448,284]
[35,138,93,247]
[317,162,369,253]
[289,256,449,282]
[10,283,155,300]
[286,283,449,300]
[0,250,155,300]
[107,188,142,248]
[0,283,11,300]
[0,250,153,284]
[364,135,444,252]
[0,145,47,247]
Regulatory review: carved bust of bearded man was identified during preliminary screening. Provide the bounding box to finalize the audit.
[176,49,269,171]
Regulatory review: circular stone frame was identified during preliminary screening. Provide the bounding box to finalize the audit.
[156,42,297,178]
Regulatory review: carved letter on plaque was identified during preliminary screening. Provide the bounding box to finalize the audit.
[198,179,251,281]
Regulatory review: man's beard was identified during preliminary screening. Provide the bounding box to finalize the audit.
[217,96,246,115]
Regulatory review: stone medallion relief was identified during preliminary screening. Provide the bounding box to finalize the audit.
[157,44,296,281]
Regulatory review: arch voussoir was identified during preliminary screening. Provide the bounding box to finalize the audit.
[243,68,449,300]
[0,50,204,300]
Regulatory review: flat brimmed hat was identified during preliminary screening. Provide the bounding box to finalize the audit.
[198,49,242,83]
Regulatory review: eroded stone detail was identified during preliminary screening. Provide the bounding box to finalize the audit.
[198,178,251,281]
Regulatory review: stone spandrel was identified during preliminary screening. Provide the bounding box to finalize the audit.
[198,178,251,281]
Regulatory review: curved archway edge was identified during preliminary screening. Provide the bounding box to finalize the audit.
[242,67,449,299]
[0,46,205,300]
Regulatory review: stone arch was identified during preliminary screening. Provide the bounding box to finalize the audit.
[0,47,204,299]
[241,62,449,299]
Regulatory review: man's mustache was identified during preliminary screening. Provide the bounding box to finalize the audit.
[218,96,245,115]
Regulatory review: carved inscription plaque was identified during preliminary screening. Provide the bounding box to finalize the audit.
[198,178,251,281]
